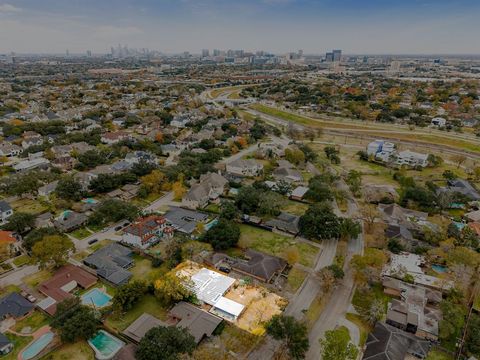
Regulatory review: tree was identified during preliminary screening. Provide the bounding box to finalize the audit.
[23,227,60,251]
[351,248,388,284]
[361,204,380,234]
[439,298,466,341]
[201,219,240,250]
[220,201,239,220]
[2,212,35,234]
[32,235,74,269]
[266,315,309,360]
[284,246,300,265]
[327,264,344,279]
[339,218,362,241]
[324,146,340,164]
[112,281,148,312]
[131,160,157,177]
[442,170,457,180]
[299,203,341,240]
[285,147,305,165]
[345,170,362,197]
[141,170,168,194]
[257,191,285,216]
[136,326,196,360]
[451,154,467,169]
[466,313,480,357]
[55,177,84,201]
[88,199,139,227]
[387,238,405,254]
[51,298,98,343]
[305,175,334,203]
[320,326,358,360]
[154,271,192,306]
[172,179,187,201]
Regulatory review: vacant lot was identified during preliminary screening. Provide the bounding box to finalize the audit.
[45,341,94,360]
[238,225,318,268]
[11,198,48,215]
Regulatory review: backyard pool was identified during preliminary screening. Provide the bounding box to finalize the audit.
[21,331,54,360]
[432,264,448,273]
[81,288,112,308]
[88,330,125,360]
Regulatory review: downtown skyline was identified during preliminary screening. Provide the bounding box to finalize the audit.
[1,0,480,55]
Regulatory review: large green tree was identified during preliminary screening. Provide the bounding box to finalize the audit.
[266,315,309,360]
[55,177,84,201]
[136,326,196,360]
[2,212,35,234]
[51,298,98,343]
[299,203,341,240]
[112,281,148,312]
[32,235,75,269]
[201,219,240,250]
[320,327,358,360]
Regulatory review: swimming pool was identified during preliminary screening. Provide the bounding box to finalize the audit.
[432,264,448,273]
[81,288,112,308]
[88,330,125,360]
[21,332,54,360]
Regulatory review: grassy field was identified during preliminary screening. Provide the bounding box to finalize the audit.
[287,267,307,292]
[4,333,33,360]
[105,294,168,332]
[13,310,49,333]
[130,254,168,282]
[425,349,455,360]
[12,254,32,267]
[43,341,94,360]
[22,269,52,288]
[345,313,371,346]
[251,104,480,153]
[11,198,48,215]
[0,284,21,297]
[281,200,309,216]
[238,224,319,268]
[69,227,93,240]
[305,294,329,328]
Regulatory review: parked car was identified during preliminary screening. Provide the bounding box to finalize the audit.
[21,291,37,303]
[88,238,98,245]
[218,266,231,273]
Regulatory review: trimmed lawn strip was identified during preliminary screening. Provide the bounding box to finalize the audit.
[239,224,318,268]
[13,310,49,333]
[345,313,371,346]
[287,267,307,292]
[105,294,168,332]
[43,340,95,360]
[70,227,93,240]
[12,254,32,267]
[22,269,53,288]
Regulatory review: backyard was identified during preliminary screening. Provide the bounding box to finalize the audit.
[13,310,48,333]
[10,198,48,215]
[44,341,94,360]
[238,224,319,268]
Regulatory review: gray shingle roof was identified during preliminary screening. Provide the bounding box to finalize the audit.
[0,292,34,318]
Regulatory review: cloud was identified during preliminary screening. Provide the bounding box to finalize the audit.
[0,3,21,13]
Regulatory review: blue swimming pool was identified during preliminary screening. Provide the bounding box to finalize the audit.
[21,332,54,360]
[81,288,112,308]
[88,330,124,360]
[432,264,448,273]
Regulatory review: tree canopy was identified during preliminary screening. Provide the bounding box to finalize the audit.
[136,326,196,360]
[266,315,309,360]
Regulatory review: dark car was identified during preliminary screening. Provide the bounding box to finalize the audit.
[218,266,231,273]
[114,226,122,231]
[88,238,98,245]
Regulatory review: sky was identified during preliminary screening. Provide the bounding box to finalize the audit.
[1,0,480,55]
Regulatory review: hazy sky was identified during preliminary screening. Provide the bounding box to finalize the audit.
[1,0,480,54]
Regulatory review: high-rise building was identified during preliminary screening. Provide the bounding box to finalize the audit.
[201,49,209,57]
[325,52,334,62]
[333,49,342,62]
[86,50,92,57]
[66,49,69,57]
[298,49,304,57]
[213,49,221,56]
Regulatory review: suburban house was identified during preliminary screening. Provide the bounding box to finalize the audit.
[21,131,43,149]
[395,150,429,168]
[431,117,447,127]
[185,268,245,322]
[164,207,210,235]
[182,172,228,209]
[226,159,264,177]
[0,292,34,320]
[123,303,222,345]
[38,180,59,197]
[206,249,288,283]
[0,333,12,355]
[124,151,157,165]
[362,322,430,360]
[122,215,173,249]
[100,131,130,145]
[378,203,428,230]
[264,212,301,235]
[367,140,396,162]
[438,179,480,201]
[83,243,133,286]
[383,278,442,341]
[53,211,88,232]
[0,143,22,157]
[290,186,309,201]
[37,265,97,316]
[13,157,50,172]
[273,165,303,183]
[0,201,13,225]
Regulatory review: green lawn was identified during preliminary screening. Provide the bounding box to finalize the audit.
[69,228,93,240]
[11,198,48,215]
[345,313,371,346]
[13,311,49,333]
[204,203,221,213]
[425,349,455,360]
[0,284,21,297]
[287,267,307,292]
[89,239,113,252]
[105,294,168,332]
[22,269,53,288]
[12,254,32,267]
[220,323,260,355]
[3,333,33,360]
[281,200,309,216]
[238,224,319,268]
[43,341,94,360]
[130,255,168,282]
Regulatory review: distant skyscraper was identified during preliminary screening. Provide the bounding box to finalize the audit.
[325,52,333,62]
[66,49,69,57]
[213,49,220,56]
[86,50,92,57]
[333,49,342,62]
[298,49,304,57]
[201,49,209,57]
